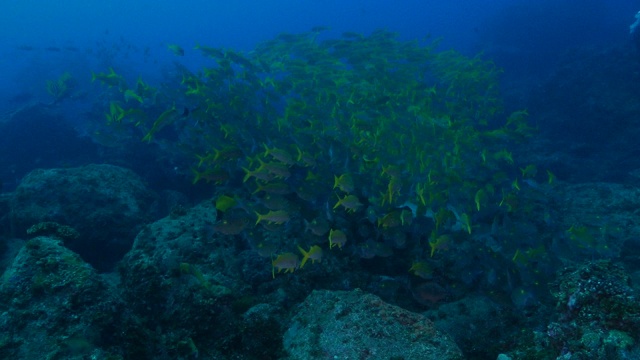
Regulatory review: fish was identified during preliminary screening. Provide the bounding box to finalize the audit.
[91,67,125,88]
[255,210,291,225]
[123,89,143,103]
[213,217,249,235]
[333,194,363,213]
[259,194,291,211]
[168,44,185,56]
[242,166,275,183]
[191,167,230,184]
[328,229,347,250]
[377,211,404,228]
[333,174,354,193]
[252,182,292,195]
[297,245,323,268]
[272,252,300,278]
[493,149,514,164]
[474,189,487,212]
[305,217,330,236]
[295,146,317,167]
[142,105,178,142]
[16,45,34,51]
[429,233,451,257]
[194,43,224,58]
[263,144,295,165]
[546,170,556,184]
[257,159,291,179]
[409,261,433,279]
[520,164,537,178]
[459,213,472,234]
[215,195,237,213]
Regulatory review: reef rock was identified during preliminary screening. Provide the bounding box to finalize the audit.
[10,164,157,271]
[118,201,245,359]
[553,182,640,260]
[283,289,464,360]
[0,236,143,359]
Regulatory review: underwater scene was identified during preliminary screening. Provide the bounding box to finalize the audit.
[1,0,640,359]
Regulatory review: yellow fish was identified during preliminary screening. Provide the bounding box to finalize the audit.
[255,210,291,225]
[167,44,184,56]
[333,194,363,212]
[333,174,354,193]
[328,229,347,249]
[298,245,323,268]
[271,252,299,278]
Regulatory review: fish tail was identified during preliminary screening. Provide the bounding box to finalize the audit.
[297,246,310,268]
[242,167,253,183]
[192,170,202,185]
[296,146,303,162]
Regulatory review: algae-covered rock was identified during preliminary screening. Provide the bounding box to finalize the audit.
[10,164,157,271]
[118,201,246,359]
[26,221,79,241]
[0,236,146,359]
[550,182,640,261]
[283,289,464,360]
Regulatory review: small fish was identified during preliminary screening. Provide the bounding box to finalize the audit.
[311,26,330,33]
[272,252,300,278]
[263,144,295,165]
[142,105,178,142]
[123,89,143,103]
[512,178,520,191]
[215,195,237,213]
[91,67,125,88]
[242,166,274,183]
[295,146,317,167]
[429,232,451,257]
[252,182,292,195]
[333,174,354,193]
[520,164,537,178]
[474,189,487,212]
[194,43,225,58]
[305,217,330,236]
[167,44,185,56]
[213,217,249,235]
[255,210,291,225]
[212,147,244,162]
[459,213,472,234]
[333,194,363,213]
[409,261,433,279]
[259,159,291,179]
[493,149,514,164]
[191,167,230,184]
[298,245,323,268]
[328,229,347,250]
[377,211,404,228]
[546,170,556,184]
[259,194,291,211]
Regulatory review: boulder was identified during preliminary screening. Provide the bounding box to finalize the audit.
[10,164,156,271]
[283,289,464,360]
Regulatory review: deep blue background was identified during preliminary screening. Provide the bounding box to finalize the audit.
[1,0,635,98]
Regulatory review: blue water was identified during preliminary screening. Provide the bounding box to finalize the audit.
[0,0,633,102]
